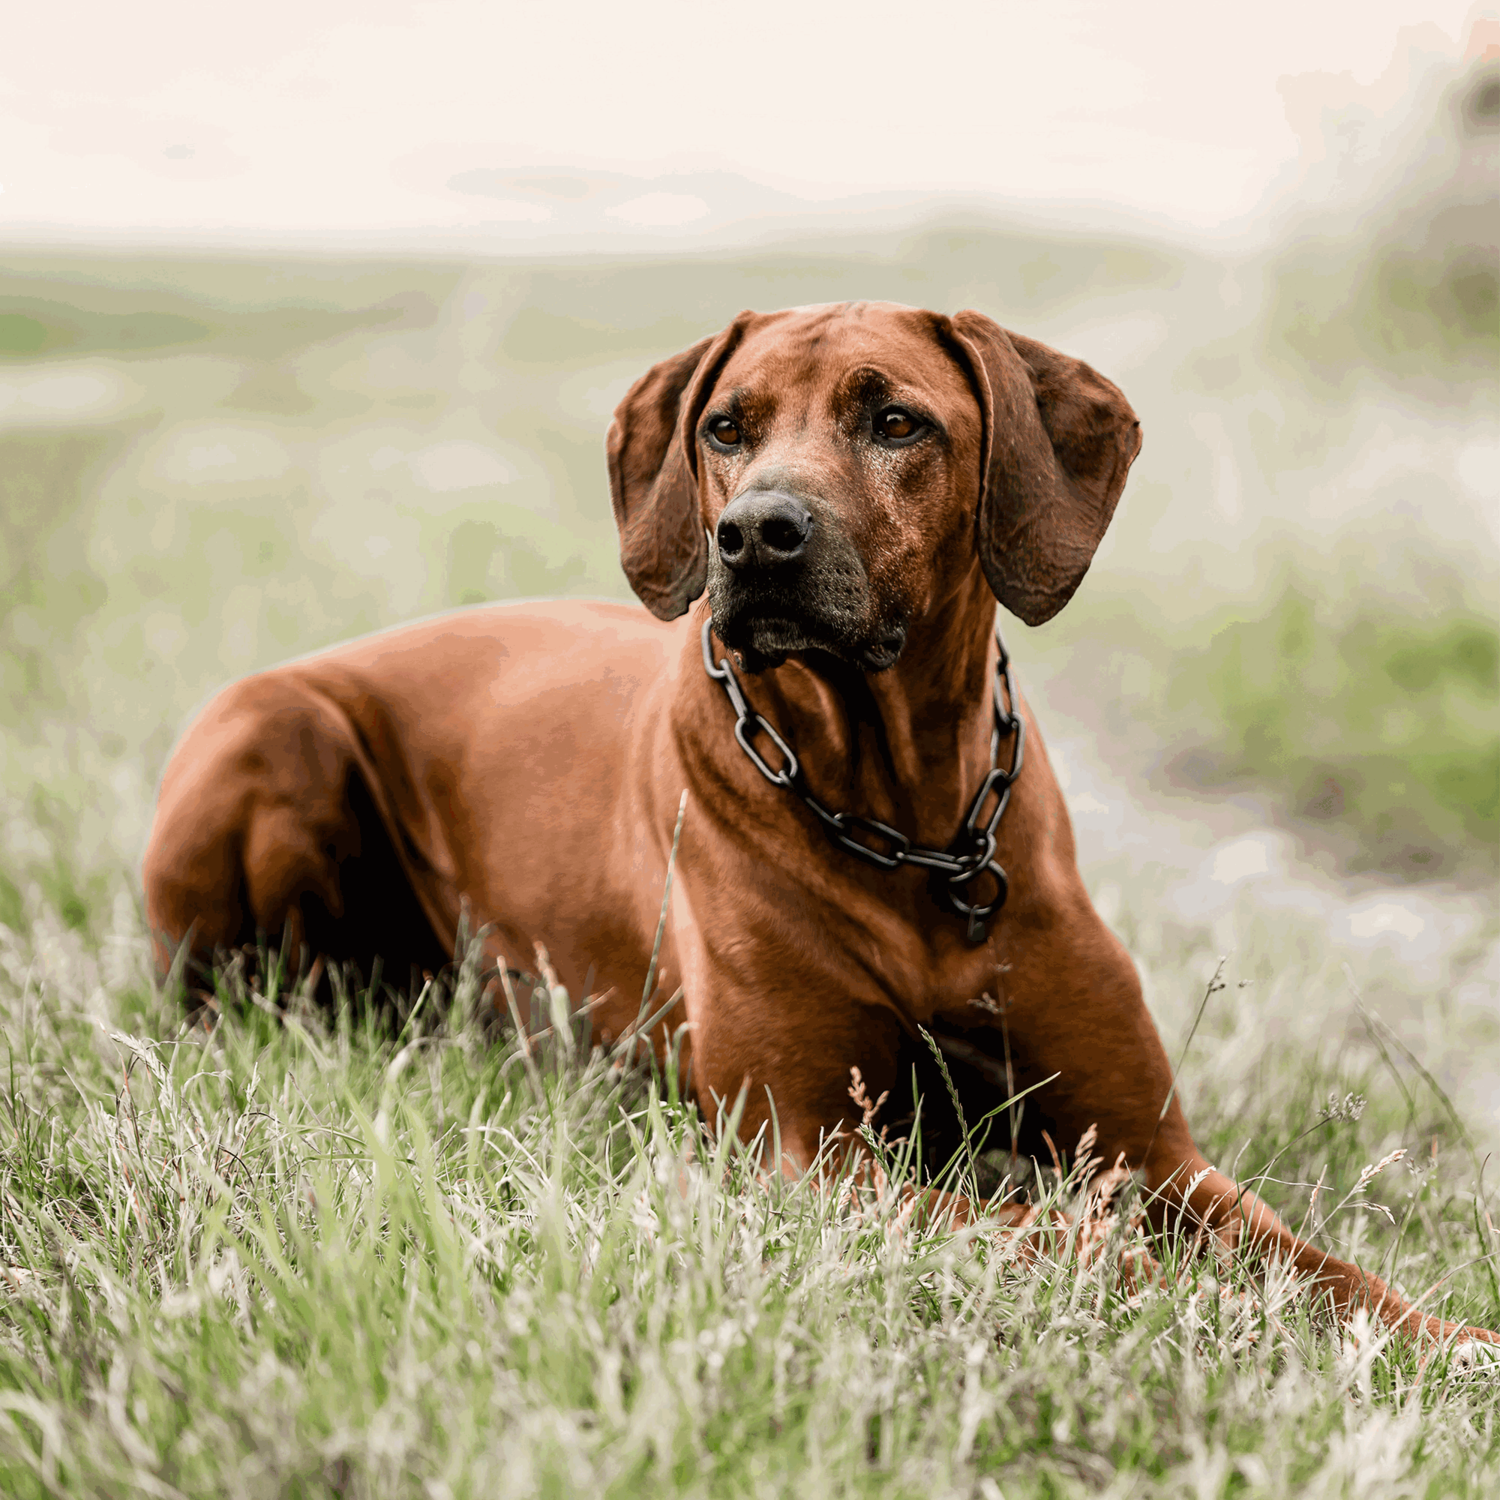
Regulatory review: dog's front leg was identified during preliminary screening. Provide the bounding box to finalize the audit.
[1142,1143,1500,1347]
[990,902,1499,1345]
[682,989,905,1180]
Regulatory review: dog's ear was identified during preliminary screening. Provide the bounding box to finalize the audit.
[607,316,751,620]
[946,310,1142,626]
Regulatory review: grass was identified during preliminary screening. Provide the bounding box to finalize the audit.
[1169,585,1498,876]
[0,856,1496,1498]
[1027,543,1500,885]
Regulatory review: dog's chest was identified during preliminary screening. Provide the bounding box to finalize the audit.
[869,915,1011,1031]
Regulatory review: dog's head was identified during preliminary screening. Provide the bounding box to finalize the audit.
[607,302,1141,671]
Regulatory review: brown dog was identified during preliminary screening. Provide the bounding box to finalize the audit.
[144,302,1494,1345]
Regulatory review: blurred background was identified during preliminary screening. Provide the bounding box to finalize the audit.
[2,5,1496,1136]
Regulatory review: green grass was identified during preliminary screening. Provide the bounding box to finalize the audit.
[0,861,1495,1498]
[1027,546,1500,883]
[1163,572,1498,879]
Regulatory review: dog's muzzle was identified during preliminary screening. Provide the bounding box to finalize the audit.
[708,490,901,671]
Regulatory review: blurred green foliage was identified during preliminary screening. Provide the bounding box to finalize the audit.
[0,303,212,358]
[1268,220,1499,393]
[0,270,449,367]
[1265,63,1499,397]
[1161,570,1498,878]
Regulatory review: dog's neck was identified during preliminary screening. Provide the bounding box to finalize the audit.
[724,562,1001,845]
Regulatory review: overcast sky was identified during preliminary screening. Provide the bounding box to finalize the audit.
[2,1,1492,249]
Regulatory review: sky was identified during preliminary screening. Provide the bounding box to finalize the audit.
[1,0,1493,249]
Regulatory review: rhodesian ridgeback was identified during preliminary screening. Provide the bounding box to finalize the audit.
[143,301,1495,1346]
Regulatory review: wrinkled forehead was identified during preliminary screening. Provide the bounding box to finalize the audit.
[714,302,976,419]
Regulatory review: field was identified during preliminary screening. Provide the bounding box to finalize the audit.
[0,863,1497,1497]
[1,77,1498,1493]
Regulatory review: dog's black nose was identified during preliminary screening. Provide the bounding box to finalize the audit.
[715,492,813,571]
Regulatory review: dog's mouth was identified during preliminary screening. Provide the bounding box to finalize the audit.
[705,514,906,673]
[710,598,907,674]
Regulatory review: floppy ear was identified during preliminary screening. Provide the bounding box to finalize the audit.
[606,316,751,620]
[948,310,1142,626]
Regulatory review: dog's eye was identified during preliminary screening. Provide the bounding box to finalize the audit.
[874,408,920,442]
[708,417,741,447]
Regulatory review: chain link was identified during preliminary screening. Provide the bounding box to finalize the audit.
[700,616,1024,943]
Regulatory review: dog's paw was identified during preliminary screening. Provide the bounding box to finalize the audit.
[1449,1339,1500,1379]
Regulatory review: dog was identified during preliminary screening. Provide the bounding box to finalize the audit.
[143,301,1496,1346]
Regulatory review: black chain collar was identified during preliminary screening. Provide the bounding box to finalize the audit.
[700,616,1025,943]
